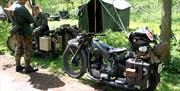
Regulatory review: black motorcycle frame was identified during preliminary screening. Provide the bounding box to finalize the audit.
[63,32,162,90]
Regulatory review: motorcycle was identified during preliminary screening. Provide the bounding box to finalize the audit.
[7,24,79,57]
[7,29,62,57]
[62,27,165,91]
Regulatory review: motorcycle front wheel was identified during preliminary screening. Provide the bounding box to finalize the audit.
[63,45,87,78]
[141,65,160,91]
[7,35,16,53]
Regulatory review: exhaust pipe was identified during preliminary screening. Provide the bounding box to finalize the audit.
[88,74,138,90]
[102,80,137,91]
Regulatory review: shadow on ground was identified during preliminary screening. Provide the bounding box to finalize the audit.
[28,72,65,90]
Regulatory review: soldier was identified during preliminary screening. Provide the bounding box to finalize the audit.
[32,5,49,50]
[10,0,38,73]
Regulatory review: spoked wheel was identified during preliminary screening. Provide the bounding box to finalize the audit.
[63,45,87,78]
[6,35,16,53]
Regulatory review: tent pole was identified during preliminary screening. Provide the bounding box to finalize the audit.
[94,0,96,33]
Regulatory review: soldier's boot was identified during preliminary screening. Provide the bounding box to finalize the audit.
[24,60,38,73]
[25,66,38,73]
[16,65,25,72]
[15,50,24,72]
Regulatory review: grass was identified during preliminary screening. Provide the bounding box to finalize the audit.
[48,19,78,29]
[31,54,65,76]
[157,72,180,91]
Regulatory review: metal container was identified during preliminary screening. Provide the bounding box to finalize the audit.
[39,36,52,51]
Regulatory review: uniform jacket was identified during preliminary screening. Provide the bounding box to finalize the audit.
[10,1,34,35]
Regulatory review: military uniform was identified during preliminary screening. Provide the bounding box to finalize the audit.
[33,12,49,49]
[10,1,37,72]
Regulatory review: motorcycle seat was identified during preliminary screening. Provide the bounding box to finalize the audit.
[109,47,127,53]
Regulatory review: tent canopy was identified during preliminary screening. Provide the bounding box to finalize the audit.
[78,0,130,32]
[102,0,130,10]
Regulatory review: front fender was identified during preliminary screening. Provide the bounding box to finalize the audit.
[66,43,88,61]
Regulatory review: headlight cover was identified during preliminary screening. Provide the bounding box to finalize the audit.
[139,46,147,52]
[68,36,81,44]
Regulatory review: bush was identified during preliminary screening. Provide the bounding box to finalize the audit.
[36,0,86,16]
[0,21,11,53]
[99,30,128,48]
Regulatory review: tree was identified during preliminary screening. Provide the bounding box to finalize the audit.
[160,0,172,65]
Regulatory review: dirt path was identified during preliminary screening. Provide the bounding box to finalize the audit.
[0,54,102,91]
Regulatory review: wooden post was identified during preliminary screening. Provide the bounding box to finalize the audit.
[94,0,96,33]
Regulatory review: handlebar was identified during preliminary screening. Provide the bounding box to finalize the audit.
[77,32,106,37]
[44,30,60,35]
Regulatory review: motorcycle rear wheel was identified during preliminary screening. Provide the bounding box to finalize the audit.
[63,45,87,78]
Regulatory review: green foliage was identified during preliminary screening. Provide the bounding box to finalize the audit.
[0,21,11,54]
[0,0,8,6]
[99,30,128,47]
[130,0,161,24]
[36,0,87,16]
[157,72,180,91]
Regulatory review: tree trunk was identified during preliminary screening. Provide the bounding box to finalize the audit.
[160,0,172,65]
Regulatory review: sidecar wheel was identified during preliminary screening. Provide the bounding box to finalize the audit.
[63,45,87,78]
[7,35,16,53]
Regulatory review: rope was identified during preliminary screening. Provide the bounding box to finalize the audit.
[98,0,124,31]
[98,0,129,37]
[113,7,126,31]
[113,6,129,36]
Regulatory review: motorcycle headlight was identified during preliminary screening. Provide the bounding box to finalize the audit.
[139,46,147,52]
[68,36,81,44]
[76,35,83,42]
